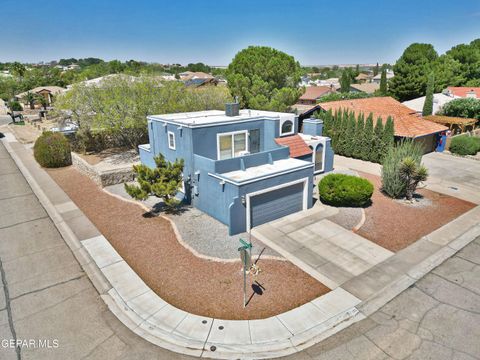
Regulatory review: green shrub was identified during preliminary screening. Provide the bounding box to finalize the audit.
[34,132,72,168]
[318,173,374,207]
[8,101,23,111]
[381,140,423,198]
[449,136,480,156]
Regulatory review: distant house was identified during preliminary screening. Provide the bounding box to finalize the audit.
[15,86,66,108]
[317,97,447,154]
[402,93,454,115]
[184,77,218,87]
[297,86,334,105]
[66,74,138,90]
[372,70,394,84]
[139,103,334,235]
[354,73,372,83]
[179,71,214,81]
[444,87,480,99]
[349,83,379,94]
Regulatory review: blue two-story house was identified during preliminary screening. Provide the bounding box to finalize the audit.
[139,103,334,235]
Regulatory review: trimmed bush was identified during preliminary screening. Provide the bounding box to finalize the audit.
[8,101,23,111]
[34,131,72,168]
[449,136,480,156]
[381,140,423,198]
[318,174,374,207]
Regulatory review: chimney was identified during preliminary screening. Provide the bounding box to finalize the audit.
[225,99,240,117]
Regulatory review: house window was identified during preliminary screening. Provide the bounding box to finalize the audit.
[168,131,176,150]
[280,119,294,136]
[217,131,248,160]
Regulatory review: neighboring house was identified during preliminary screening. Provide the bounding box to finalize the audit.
[349,83,380,94]
[66,74,138,90]
[316,97,447,154]
[372,70,394,84]
[444,87,480,99]
[15,86,66,108]
[179,71,214,81]
[402,93,454,115]
[297,86,334,105]
[184,77,218,87]
[139,103,334,235]
[354,73,372,83]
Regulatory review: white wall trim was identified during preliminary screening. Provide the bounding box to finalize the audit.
[279,118,295,136]
[246,177,308,231]
[311,138,327,174]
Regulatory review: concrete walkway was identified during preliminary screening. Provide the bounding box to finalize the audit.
[334,153,480,204]
[252,209,393,289]
[2,134,480,359]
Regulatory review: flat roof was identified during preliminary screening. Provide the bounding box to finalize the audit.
[217,158,312,184]
[148,109,296,127]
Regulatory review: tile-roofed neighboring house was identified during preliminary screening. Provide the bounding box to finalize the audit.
[297,86,334,105]
[319,97,447,138]
[274,134,313,158]
[445,87,480,99]
[349,83,380,94]
[15,86,66,108]
[354,73,372,83]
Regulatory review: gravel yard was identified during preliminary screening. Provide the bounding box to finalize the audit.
[48,166,330,320]
[105,183,280,260]
[356,172,475,252]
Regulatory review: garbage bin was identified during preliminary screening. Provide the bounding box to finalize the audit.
[436,132,447,152]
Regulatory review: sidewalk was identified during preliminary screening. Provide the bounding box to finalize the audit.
[2,137,480,359]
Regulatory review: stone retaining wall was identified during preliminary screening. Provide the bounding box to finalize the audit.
[71,152,136,187]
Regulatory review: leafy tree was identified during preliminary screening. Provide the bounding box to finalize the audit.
[389,43,438,101]
[422,72,434,116]
[433,55,465,91]
[340,70,351,93]
[440,98,480,120]
[10,62,26,77]
[399,157,428,201]
[379,69,388,95]
[22,91,37,109]
[317,91,373,103]
[226,46,302,111]
[125,155,184,210]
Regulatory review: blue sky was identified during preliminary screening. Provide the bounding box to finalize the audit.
[1,0,479,65]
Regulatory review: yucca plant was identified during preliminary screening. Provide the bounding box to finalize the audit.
[399,157,428,201]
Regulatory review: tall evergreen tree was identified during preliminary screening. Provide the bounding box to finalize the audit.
[343,111,356,157]
[382,116,395,162]
[361,114,374,160]
[422,72,435,116]
[353,113,365,157]
[340,71,351,93]
[379,69,388,95]
[372,117,385,163]
[373,62,380,76]
[322,109,333,137]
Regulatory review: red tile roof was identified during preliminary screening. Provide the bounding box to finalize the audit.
[447,87,480,98]
[299,86,333,101]
[275,135,312,158]
[318,97,448,138]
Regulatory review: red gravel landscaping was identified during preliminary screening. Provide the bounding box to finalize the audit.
[355,172,476,252]
[47,166,330,320]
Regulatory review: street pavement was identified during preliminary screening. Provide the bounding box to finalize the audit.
[0,116,12,127]
[1,139,479,359]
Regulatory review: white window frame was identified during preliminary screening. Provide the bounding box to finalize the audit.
[280,119,294,136]
[216,130,248,160]
[312,139,327,174]
[168,131,176,150]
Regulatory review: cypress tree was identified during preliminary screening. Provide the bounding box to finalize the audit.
[353,112,365,158]
[331,110,341,153]
[372,117,385,163]
[422,72,435,116]
[340,71,351,93]
[336,110,349,155]
[362,113,374,160]
[323,109,333,137]
[343,111,356,157]
[379,69,388,95]
[373,62,380,76]
[381,116,395,162]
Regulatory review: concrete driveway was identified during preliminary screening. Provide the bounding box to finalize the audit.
[422,152,480,204]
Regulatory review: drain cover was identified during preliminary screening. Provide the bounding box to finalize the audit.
[202,320,207,324]
[218,326,224,330]
[210,345,217,352]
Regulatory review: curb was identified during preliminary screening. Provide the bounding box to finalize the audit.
[3,138,480,359]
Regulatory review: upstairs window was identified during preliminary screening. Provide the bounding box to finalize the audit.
[280,119,294,136]
[217,131,248,160]
[168,131,176,150]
